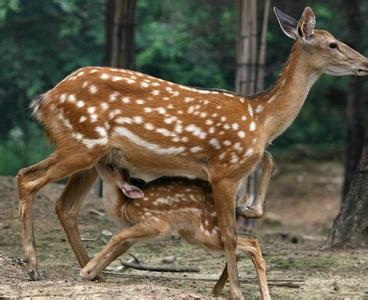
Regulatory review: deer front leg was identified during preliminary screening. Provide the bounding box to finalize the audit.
[55,168,98,267]
[80,224,162,280]
[212,178,243,300]
[237,151,275,219]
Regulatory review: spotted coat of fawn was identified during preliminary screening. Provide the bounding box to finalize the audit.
[17,7,368,299]
[81,158,270,298]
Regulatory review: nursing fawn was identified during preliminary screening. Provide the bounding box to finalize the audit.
[79,161,270,299]
[17,7,368,298]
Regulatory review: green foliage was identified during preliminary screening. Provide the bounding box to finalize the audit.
[0,124,51,175]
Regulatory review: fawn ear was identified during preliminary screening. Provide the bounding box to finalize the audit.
[121,182,145,199]
[297,7,316,40]
[274,7,298,40]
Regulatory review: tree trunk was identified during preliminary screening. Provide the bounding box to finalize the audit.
[326,137,368,248]
[236,0,270,230]
[342,0,365,202]
[97,0,137,197]
[104,0,136,68]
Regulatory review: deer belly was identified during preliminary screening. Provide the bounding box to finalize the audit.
[111,137,209,181]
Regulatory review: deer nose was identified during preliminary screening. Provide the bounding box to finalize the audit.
[356,60,368,75]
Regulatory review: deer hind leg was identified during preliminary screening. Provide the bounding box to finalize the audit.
[17,147,106,280]
[212,178,243,300]
[55,168,98,268]
[80,223,164,280]
[237,151,275,219]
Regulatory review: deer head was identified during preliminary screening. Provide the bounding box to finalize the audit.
[274,7,368,76]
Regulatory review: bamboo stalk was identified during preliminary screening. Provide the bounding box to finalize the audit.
[256,0,271,92]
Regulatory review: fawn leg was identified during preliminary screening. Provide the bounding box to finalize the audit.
[17,148,105,280]
[212,256,240,296]
[55,168,98,267]
[212,178,243,300]
[80,223,163,280]
[212,238,270,300]
[237,238,270,300]
[237,152,275,219]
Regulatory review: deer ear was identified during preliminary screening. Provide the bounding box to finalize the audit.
[274,7,298,40]
[121,182,145,199]
[297,7,316,40]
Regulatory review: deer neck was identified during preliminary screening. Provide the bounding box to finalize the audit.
[259,43,321,143]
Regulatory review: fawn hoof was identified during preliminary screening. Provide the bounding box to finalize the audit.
[19,258,40,281]
[28,269,40,281]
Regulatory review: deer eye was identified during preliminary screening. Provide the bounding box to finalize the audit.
[329,42,338,49]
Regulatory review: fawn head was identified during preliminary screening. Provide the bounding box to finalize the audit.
[96,163,144,199]
[274,7,368,76]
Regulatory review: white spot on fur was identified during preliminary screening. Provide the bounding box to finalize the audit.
[249,122,256,131]
[90,114,98,122]
[79,116,87,123]
[238,131,246,138]
[210,138,221,150]
[144,123,154,130]
[133,116,143,124]
[244,148,254,157]
[116,117,132,124]
[232,123,239,130]
[68,94,76,103]
[122,97,130,104]
[101,102,109,110]
[190,146,202,153]
[248,104,254,117]
[255,105,264,113]
[89,85,98,94]
[77,100,85,108]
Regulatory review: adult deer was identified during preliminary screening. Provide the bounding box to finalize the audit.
[81,159,270,299]
[17,6,368,299]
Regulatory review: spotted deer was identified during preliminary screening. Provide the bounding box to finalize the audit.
[17,6,368,299]
[80,160,270,299]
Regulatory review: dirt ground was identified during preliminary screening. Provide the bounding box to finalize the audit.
[1,159,368,299]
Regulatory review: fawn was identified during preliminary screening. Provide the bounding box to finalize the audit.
[79,158,270,299]
[17,7,368,298]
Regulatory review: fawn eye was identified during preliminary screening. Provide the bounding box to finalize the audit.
[329,42,338,49]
